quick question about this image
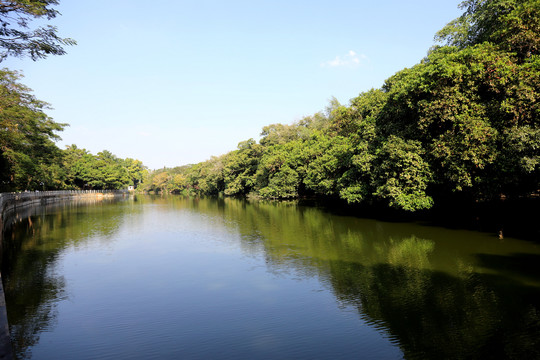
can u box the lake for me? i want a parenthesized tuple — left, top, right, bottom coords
(2, 195, 540, 359)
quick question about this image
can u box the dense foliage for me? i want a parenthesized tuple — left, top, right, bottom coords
(61, 145, 146, 190)
(144, 0, 540, 211)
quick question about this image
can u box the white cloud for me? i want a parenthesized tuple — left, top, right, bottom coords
(138, 131, 152, 137)
(322, 50, 368, 68)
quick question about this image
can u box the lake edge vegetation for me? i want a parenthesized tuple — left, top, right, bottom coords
(142, 0, 540, 213)
(1, 0, 538, 217)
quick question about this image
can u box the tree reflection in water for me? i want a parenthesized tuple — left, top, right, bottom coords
(212, 197, 540, 359)
(2, 196, 540, 359)
(2, 198, 131, 359)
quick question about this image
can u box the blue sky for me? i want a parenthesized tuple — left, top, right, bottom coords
(4, 0, 463, 169)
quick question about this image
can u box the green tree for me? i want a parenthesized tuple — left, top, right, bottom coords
(62, 144, 91, 189)
(303, 132, 352, 197)
(255, 139, 309, 199)
(124, 158, 146, 188)
(0, 69, 66, 191)
(371, 136, 433, 211)
(91, 150, 130, 189)
(0, 0, 76, 61)
(259, 124, 296, 147)
(197, 156, 226, 195)
(222, 139, 262, 196)
(167, 173, 187, 193)
(327, 91, 381, 204)
(62, 146, 140, 190)
(435, 0, 540, 59)
(151, 172, 169, 193)
(380, 42, 539, 199)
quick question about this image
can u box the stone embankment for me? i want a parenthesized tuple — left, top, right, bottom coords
(0, 190, 127, 229)
(0, 190, 129, 359)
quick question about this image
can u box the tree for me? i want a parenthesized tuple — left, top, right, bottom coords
(124, 158, 146, 188)
(0, 69, 66, 191)
(371, 136, 433, 211)
(62, 146, 142, 190)
(304, 132, 352, 197)
(167, 173, 187, 193)
(0, 0, 76, 61)
(222, 139, 262, 196)
(91, 150, 128, 189)
(379, 42, 539, 200)
(62, 144, 91, 189)
(435, 0, 540, 59)
(259, 123, 303, 147)
(151, 172, 169, 193)
(254, 139, 308, 199)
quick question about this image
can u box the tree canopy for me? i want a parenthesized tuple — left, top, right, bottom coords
(0, 0, 75, 61)
(435, 0, 540, 58)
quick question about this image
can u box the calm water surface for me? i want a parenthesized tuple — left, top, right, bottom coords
(2, 195, 540, 359)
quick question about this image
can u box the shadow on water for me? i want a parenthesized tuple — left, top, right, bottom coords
(296, 196, 540, 243)
(424, 197, 540, 243)
(474, 253, 540, 285)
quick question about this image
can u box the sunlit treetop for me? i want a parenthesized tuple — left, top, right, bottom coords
(435, 0, 540, 58)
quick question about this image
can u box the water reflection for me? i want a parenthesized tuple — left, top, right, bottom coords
(2, 195, 540, 359)
(2, 198, 134, 359)
(181, 197, 540, 358)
